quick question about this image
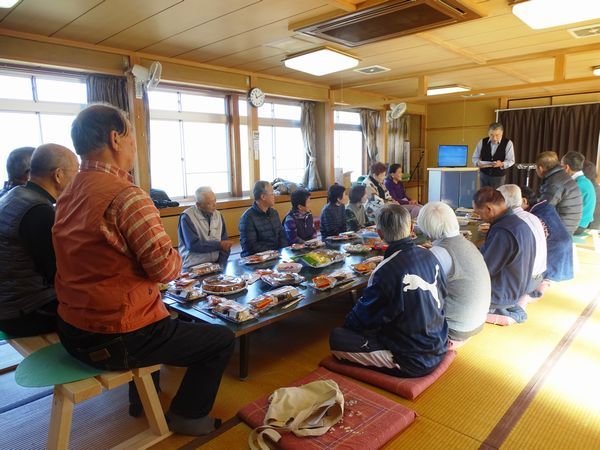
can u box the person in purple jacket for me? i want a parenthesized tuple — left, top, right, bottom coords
(283, 189, 317, 244)
(384, 163, 422, 220)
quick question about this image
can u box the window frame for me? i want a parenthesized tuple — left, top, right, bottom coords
(333, 108, 365, 181)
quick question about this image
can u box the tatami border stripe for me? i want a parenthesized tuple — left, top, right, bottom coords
(177, 415, 242, 450)
(480, 290, 600, 449)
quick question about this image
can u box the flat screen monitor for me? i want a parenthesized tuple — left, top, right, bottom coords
(438, 145, 468, 167)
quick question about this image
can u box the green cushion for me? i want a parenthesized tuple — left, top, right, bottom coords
(0, 330, 14, 340)
(15, 343, 104, 387)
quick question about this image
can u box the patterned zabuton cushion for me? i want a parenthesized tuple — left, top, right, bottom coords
(320, 350, 457, 400)
(238, 367, 416, 450)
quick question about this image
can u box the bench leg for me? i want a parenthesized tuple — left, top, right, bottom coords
(47, 387, 74, 450)
(132, 370, 170, 436)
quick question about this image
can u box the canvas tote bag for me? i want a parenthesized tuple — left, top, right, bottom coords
(249, 379, 344, 449)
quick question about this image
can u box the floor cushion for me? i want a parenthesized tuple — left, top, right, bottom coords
(238, 366, 416, 450)
(319, 350, 457, 400)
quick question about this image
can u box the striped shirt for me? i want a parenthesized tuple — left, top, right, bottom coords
(80, 160, 181, 282)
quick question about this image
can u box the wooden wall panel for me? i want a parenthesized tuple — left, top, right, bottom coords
(427, 98, 499, 129)
(255, 77, 329, 101)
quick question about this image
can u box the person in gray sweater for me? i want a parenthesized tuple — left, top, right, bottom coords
(417, 202, 491, 346)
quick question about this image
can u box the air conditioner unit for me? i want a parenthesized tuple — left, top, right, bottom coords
(295, 0, 481, 47)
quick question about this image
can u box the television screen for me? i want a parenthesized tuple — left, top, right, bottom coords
(438, 145, 468, 167)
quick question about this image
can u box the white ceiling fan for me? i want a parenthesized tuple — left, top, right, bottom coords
(386, 102, 407, 122)
(130, 61, 162, 98)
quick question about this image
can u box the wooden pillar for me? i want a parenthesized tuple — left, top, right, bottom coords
(127, 55, 151, 192)
(227, 95, 242, 197)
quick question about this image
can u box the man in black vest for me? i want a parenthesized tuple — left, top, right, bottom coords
(0, 144, 79, 336)
(472, 122, 515, 188)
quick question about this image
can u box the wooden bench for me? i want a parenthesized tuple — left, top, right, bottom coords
(6, 332, 171, 450)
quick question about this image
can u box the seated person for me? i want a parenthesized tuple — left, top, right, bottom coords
(0, 146, 34, 198)
(363, 162, 396, 220)
(0, 144, 79, 336)
(536, 151, 582, 234)
(417, 202, 490, 345)
(561, 151, 596, 235)
(473, 187, 535, 325)
(320, 184, 348, 238)
(283, 189, 317, 244)
(239, 180, 288, 257)
(385, 163, 422, 219)
(521, 186, 573, 283)
(53, 104, 234, 434)
(330, 204, 448, 377)
(582, 161, 600, 229)
(345, 184, 373, 232)
(178, 186, 233, 269)
(498, 184, 547, 300)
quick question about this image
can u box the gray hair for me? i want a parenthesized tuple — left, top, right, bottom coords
(6, 146, 34, 180)
(497, 184, 522, 209)
(376, 204, 411, 243)
(253, 180, 271, 201)
(30, 144, 77, 177)
(488, 122, 504, 133)
(194, 186, 213, 203)
(417, 201, 459, 241)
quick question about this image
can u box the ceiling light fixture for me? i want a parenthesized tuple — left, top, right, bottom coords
(513, 0, 600, 30)
(284, 47, 359, 76)
(427, 85, 471, 96)
(593, 66, 600, 76)
(0, 0, 19, 8)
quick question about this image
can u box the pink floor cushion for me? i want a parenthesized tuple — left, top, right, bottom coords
(319, 350, 457, 400)
(238, 366, 416, 450)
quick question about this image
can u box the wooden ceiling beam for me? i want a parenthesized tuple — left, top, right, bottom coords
(328, 0, 362, 12)
(554, 54, 566, 81)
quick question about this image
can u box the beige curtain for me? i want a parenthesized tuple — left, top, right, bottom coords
(388, 115, 410, 165)
(301, 101, 323, 190)
(360, 109, 380, 165)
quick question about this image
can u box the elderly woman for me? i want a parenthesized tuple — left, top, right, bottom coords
(320, 184, 348, 238)
(345, 184, 374, 232)
(417, 202, 491, 345)
(363, 162, 395, 220)
(385, 163, 422, 219)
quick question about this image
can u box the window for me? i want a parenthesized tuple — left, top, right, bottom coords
(247, 100, 305, 183)
(0, 72, 86, 180)
(148, 89, 231, 198)
(334, 110, 363, 181)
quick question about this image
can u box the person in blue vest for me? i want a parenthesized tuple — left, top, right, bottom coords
(472, 122, 515, 188)
(0, 146, 34, 198)
(329, 203, 448, 377)
(178, 186, 233, 270)
(473, 187, 535, 326)
(561, 151, 596, 235)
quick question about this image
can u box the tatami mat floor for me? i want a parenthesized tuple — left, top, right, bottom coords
(0, 247, 598, 449)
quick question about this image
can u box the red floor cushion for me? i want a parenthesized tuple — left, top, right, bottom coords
(319, 350, 457, 400)
(238, 366, 416, 450)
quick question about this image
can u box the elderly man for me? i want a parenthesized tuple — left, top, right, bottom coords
(472, 122, 515, 188)
(536, 151, 582, 234)
(0, 144, 78, 336)
(561, 151, 596, 235)
(473, 187, 535, 326)
(417, 202, 490, 347)
(239, 180, 288, 257)
(0, 146, 35, 198)
(53, 104, 234, 435)
(178, 186, 233, 269)
(330, 204, 447, 377)
(498, 184, 547, 301)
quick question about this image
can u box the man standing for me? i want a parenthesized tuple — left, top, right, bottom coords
(536, 151, 582, 234)
(0, 144, 79, 336)
(239, 180, 288, 257)
(0, 146, 35, 198)
(561, 151, 596, 235)
(178, 186, 233, 269)
(329, 204, 448, 377)
(473, 187, 535, 326)
(472, 122, 515, 188)
(53, 104, 234, 435)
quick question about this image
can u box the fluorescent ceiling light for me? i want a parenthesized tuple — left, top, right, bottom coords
(593, 66, 600, 76)
(427, 85, 471, 96)
(0, 0, 19, 7)
(284, 47, 359, 76)
(513, 0, 600, 30)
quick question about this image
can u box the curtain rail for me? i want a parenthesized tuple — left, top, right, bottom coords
(496, 100, 600, 113)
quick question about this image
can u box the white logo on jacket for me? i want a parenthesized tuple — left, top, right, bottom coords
(402, 265, 441, 308)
